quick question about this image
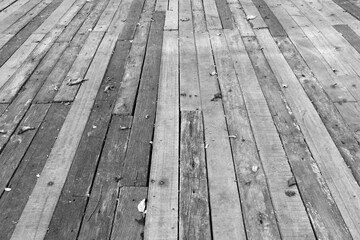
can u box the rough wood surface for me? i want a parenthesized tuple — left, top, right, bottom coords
(179, 111, 211, 240)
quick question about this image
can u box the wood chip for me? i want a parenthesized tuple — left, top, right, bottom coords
(180, 18, 190, 21)
(67, 78, 88, 86)
(0, 129, 7, 134)
(287, 176, 296, 187)
(138, 198, 147, 214)
(104, 85, 115, 93)
(228, 135, 237, 139)
(18, 126, 36, 135)
(4, 187, 11, 191)
(120, 126, 130, 130)
(251, 165, 259, 173)
(209, 70, 217, 76)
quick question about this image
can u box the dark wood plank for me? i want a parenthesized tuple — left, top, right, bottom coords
(251, 0, 287, 36)
(44, 100, 114, 240)
(179, 111, 211, 240)
(0, 103, 50, 195)
(118, 0, 146, 40)
(0, 103, 69, 240)
(77, 115, 132, 240)
(333, 24, 360, 53)
(333, 0, 360, 20)
(95, 40, 131, 102)
(55, 0, 98, 43)
(0, 0, 63, 67)
(34, 46, 81, 103)
(214, 0, 234, 29)
(120, 11, 165, 186)
(274, 36, 360, 190)
(244, 35, 352, 239)
(110, 187, 148, 240)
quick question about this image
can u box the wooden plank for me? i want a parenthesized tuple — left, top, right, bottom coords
(0, 33, 13, 49)
(219, 30, 281, 239)
(155, 0, 167, 11)
(77, 116, 132, 240)
(197, 31, 246, 239)
(10, 5, 126, 237)
(179, 111, 211, 240)
(336, 102, 360, 137)
(334, 24, 360, 53)
(95, 41, 131, 102)
(0, 0, 30, 22)
(227, 0, 254, 36)
(55, 0, 98, 43)
(111, 187, 148, 240)
(0, 0, 63, 68)
(33, 0, 82, 34)
(333, 0, 360, 21)
(179, 0, 200, 110)
(164, 0, 178, 31)
(0, 0, 17, 11)
(44, 101, 114, 239)
(113, 0, 156, 114)
(239, 0, 267, 29)
(191, 0, 207, 33)
(0, 103, 69, 240)
(203, 0, 222, 29)
(34, 46, 81, 103)
(0, 34, 44, 90)
(267, 3, 356, 102)
(0, 27, 67, 103)
(120, 12, 165, 186)
(118, 0, 146, 40)
(143, 30, 179, 240)
(252, 0, 286, 36)
(0, 103, 50, 194)
(214, 29, 308, 239)
(0, 0, 43, 33)
(214, 0, 234, 29)
(53, 32, 104, 102)
(68, 0, 110, 47)
(245, 35, 353, 239)
(256, 28, 360, 238)
(3, 0, 53, 34)
(92, 0, 122, 32)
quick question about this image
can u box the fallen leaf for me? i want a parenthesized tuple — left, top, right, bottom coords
(228, 135, 237, 139)
(209, 70, 217, 76)
(251, 165, 259, 173)
(4, 187, 11, 191)
(211, 93, 222, 101)
(18, 126, 36, 135)
(138, 198, 147, 214)
(282, 84, 288, 88)
(104, 85, 115, 93)
(285, 190, 296, 197)
(0, 129, 7, 134)
(246, 15, 257, 20)
(180, 18, 190, 21)
(120, 126, 130, 130)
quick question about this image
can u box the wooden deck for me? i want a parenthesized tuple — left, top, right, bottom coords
(2, 0, 360, 239)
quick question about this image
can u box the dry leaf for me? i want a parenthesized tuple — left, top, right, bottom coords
(67, 78, 88, 86)
(246, 15, 257, 20)
(138, 198, 147, 214)
(18, 126, 36, 135)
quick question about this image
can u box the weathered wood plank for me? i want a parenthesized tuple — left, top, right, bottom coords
(0, 103, 50, 195)
(0, 0, 17, 12)
(239, 0, 267, 29)
(179, 111, 211, 240)
(245, 35, 352, 240)
(227, 0, 254, 36)
(0, 103, 69, 240)
(164, 0, 178, 30)
(44, 101, 114, 239)
(0, 0, 29, 21)
(113, 0, 156, 114)
(256, 28, 360, 238)
(203, 0, 222, 29)
(3, 0, 53, 34)
(34, 46, 81, 103)
(0, 0, 63, 67)
(333, 0, 360, 21)
(118, 0, 146, 40)
(222, 30, 282, 239)
(110, 187, 148, 240)
(252, 0, 286, 36)
(10, 5, 125, 237)
(77, 115, 132, 240)
(0, 33, 12, 49)
(334, 24, 360, 54)
(335, 101, 360, 138)
(144, 30, 179, 240)
(120, 11, 165, 186)
(214, 0, 234, 29)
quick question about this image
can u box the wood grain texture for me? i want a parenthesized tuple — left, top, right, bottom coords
(111, 187, 148, 240)
(77, 115, 132, 240)
(179, 111, 211, 240)
(245, 35, 352, 240)
(144, 30, 179, 240)
(0, 103, 69, 240)
(120, 11, 165, 186)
